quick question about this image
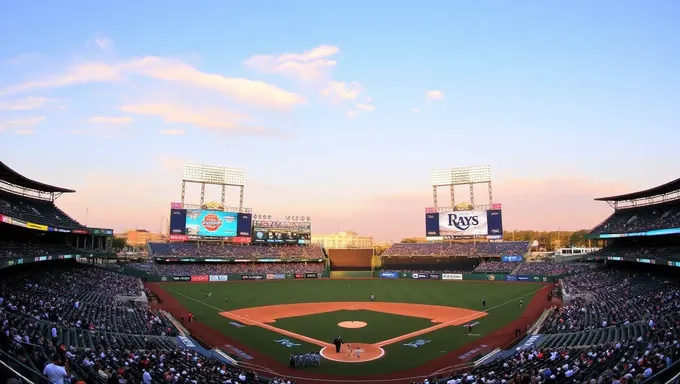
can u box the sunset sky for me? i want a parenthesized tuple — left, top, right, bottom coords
(1, 1, 679, 241)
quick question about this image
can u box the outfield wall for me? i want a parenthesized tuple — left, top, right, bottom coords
(373, 270, 560, 283)
(113, 266, 330, 282)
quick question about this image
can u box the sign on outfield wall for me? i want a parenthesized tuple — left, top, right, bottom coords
(442, 273, 463, 281)
(411, 273, 429, 279)
(191, 275, 209, 282)
(172, 276, 191, 281)
(380, 271, 399, 279)
(266, 273, 286, 280)
(241, 274, 264, 280)
(209, 275, 229, 282)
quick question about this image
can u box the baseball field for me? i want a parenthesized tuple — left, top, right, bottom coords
(150, 278, 552, 380)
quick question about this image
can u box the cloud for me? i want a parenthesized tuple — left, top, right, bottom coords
(15, 129, 35, 135)
(159, 129, 186, 135)
(322, 81, 362, 100)
(0, 97, 50, 111)
(244, 45, 339, 81)
(426, 90, 444, 101)
(94, 36, 113, 50)
(0, 56, 305, 110)
(0, 116, 45, 132)
(346, 97, 375, 118)
(411, 108, 421, 113)
(0, 62, 122, 96)
(86, 116, 134, 124)
(120, 103, 286, 137)
(356, 103, 375, 112)
(127, 57, 305, 109)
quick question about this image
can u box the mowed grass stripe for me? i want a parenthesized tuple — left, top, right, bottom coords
(159, 279, 542, 376)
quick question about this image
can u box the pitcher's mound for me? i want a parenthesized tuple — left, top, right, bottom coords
(338, 321, 367, 329)
(320, 343, 384, 363)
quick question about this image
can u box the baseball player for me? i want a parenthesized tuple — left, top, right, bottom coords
(347, 343, 352, 357)
(355, 347, 361, 359)
(519, 299, 524, 308)
(206, 292, 212, 300)
(370, 294, 375, 302)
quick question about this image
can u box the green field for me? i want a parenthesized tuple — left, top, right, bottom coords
(159, 279, 542, 376)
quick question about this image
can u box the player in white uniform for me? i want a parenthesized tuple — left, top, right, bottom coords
(206, 292, 212, 299)
(370, 294, 375, 302)
(355, 347, 361, 358)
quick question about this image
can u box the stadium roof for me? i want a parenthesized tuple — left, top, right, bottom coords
(595, 178, 680, 202)
(0, 161, 75, 193)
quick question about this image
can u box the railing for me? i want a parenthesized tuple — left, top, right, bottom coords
(0, 349, 47, 384)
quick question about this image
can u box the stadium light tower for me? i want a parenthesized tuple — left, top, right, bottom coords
(181, 164, 246, 211)
(431, 165, 492, 210)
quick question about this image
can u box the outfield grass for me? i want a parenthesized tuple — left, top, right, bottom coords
(159, 279, 542, 376)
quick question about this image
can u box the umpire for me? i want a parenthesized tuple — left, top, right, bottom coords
(333, 336, 343, 353)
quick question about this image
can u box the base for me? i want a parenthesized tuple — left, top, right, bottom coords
(320, 343, 385, 363)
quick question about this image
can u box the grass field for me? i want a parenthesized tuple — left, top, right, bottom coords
(159, 279, 543, 376)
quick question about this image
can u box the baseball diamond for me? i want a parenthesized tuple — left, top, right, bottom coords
(151, 278, 552, 379)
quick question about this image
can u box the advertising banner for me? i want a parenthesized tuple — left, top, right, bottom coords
(429, 274, 441, 280)
(517, 276, 530, 281)
(380, 271, 399, 279)
(439, 210, 489, 237)
(266, 273, 286, 280)
(442, 273, 463, 281)
(72, 229, 89, 234)
(505, 275, 517, 281)
(501, 255, 523, 262)
(411, 273, 429, 279)
(294, 273, 305, 279)
(170, 209, 188, 234)
(26, 222, 48, 231)
(190, 275, 209, 282)
(305, 273, 318, 278)
(172, 276, 191, 281)
(241, 274, 264, 280)
(186, 210, 239, 237)
(209, 275, 229, 282)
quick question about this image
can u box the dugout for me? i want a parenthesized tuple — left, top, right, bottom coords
(328, 249, 373, 271)
(381, 256, 481, 271)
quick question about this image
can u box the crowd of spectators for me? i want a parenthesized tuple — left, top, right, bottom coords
(0, 190, 84, 229)
(0, 242, 76, 260)
(540, 269, 680, 334)
(149, 243, 325, 260)
(473, 261, 518, 273)
(510, 262, 590, 276)
(593, 243, 680, 262)
(126, 262, 325, 276)
(590, 201, 680, 235)
(0, 264, 272, 384)
(382, 242, 529, 258)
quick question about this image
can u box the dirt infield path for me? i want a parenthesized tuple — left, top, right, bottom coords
(219, 301, 486, 348)
(148, 282, 553, 383)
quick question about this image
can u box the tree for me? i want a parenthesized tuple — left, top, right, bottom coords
(112, 237, 129, 250)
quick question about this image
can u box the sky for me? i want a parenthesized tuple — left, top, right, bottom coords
(1, 1, 679, 242)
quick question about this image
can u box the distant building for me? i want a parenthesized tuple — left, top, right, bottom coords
(117, 229, 164, 247)
(312, 231, 373, 249)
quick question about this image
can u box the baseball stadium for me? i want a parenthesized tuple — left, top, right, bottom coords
(1, 161, 680, 384)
